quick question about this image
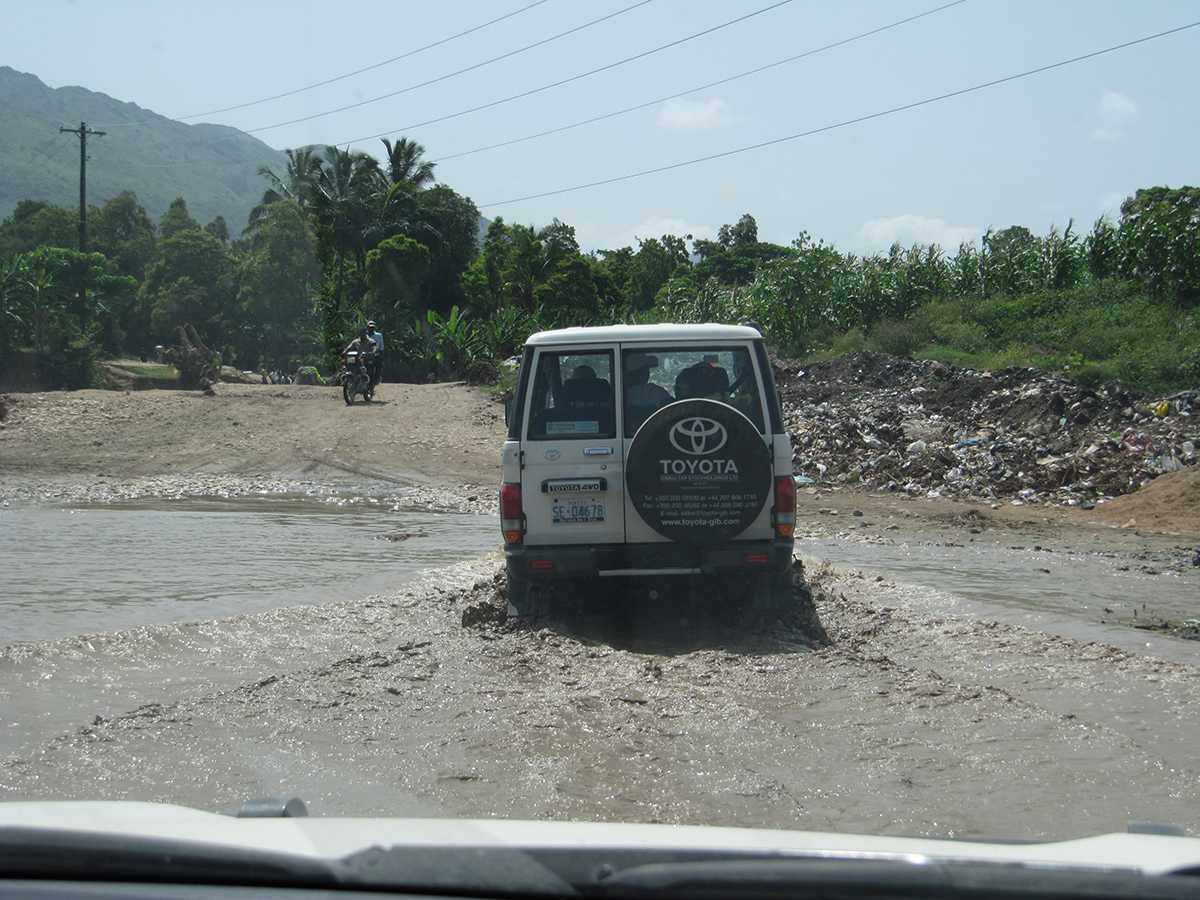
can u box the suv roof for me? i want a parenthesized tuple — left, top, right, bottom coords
(525, 323, 762, 346)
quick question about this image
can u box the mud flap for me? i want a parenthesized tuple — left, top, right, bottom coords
(507, 575, 601, 627)
(505, 568, 566, 624)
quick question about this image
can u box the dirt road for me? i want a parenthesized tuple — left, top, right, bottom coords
(2, 382, 1198, 839)
(0, 381, 503, 488)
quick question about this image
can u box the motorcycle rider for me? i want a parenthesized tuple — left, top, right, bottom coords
(365, 320, 384, 386)
(342, 330, 376, 370)
(342, 329, 373, 355)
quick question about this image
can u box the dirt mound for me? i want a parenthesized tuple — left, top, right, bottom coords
(776, 351, 1198, 506)
(1091, 467, 1200, 535)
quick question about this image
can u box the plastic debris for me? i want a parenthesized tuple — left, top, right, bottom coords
(776, 352, 1198, 506)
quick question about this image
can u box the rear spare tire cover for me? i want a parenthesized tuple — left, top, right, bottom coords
(626, 399, 772, 545)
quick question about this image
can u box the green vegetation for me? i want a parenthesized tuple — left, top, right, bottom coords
(109, 362, 179, 381)
(2, 74, 1197, 397)
(813, 285, 1199, 394)
(650, 190, 1200, 394)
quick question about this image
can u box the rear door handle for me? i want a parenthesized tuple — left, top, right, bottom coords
(583, 447, 613, 456)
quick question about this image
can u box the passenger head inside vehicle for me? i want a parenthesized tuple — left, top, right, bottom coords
(625, 354, 654, 387)
(563, 363, 608, 409)
(675, 354, 729, 399)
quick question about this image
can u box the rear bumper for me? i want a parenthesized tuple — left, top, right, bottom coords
(505, 539, 794, 579)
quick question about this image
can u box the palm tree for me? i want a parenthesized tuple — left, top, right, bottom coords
(380, 137, 436, 189)
(249, 147, 324, 230)
(362, 179, 441, 251)
(309, 146, 384, 307)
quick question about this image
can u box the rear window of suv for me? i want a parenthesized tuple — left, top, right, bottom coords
(622, 346, 765, 437)
(526, 349, 616, 440)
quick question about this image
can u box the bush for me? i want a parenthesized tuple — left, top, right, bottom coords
(828, 327, 868, 355)
(1070, 362, 1110, 389)
(37, 335, 97, 390)
(868, 317, 930, 357)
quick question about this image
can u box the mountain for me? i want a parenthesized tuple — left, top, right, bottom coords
(0, 66, 287, 233)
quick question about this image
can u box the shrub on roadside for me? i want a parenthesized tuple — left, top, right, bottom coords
(37, 334, 97, 390)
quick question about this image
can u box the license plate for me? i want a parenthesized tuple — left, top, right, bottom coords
(552, 501, 606, 524)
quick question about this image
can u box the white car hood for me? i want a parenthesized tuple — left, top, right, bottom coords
(1, 802, 1198, 877)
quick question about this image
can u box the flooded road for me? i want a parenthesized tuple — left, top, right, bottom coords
(1, 495, 497, 642)
(1, 484, 1198, 840)
(799, 535, 1199, 662)
(0, 493, 496, 760)
(3, 558, 1198, 840)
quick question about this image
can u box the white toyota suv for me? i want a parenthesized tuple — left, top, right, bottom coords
(500, 323, 796, 620)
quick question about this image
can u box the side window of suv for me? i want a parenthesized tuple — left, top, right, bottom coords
(527, 350, 616, 440)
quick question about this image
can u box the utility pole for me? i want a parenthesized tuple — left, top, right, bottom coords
(59, 121, 105, 252)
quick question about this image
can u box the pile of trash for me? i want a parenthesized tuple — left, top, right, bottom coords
(775, 352, 1199, 506)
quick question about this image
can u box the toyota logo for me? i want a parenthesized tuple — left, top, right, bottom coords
(669, 417, 728, 456)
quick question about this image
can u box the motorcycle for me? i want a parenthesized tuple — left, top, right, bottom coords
(339, 350, 373, 405)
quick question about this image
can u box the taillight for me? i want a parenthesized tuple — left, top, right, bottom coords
(773, 475, 795, 539)
(500, 482, 523, 545)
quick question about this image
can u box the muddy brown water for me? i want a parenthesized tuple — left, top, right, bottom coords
(0, 495, 496, 759)
(800, 536, 1200, 662)
(0, 495, 497, 642)
(2, 493, 1198, 840)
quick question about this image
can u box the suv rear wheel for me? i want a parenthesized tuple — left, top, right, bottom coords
(715, 566, 803, 627)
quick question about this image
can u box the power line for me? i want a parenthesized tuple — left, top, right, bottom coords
(477, 20, 1200, 208)
(101, 0, 797, 170)
(92, 0, 555, 126)
(433, 0, 968, 164)
(245, 0, 657, 135)
(338, 0, 796, 148)
(186, 0, 554, 119)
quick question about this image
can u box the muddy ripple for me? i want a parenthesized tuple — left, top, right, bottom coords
(3, 558, 1198, 840)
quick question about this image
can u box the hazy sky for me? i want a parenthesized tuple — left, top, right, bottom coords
(3, 0, 1197, 251)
